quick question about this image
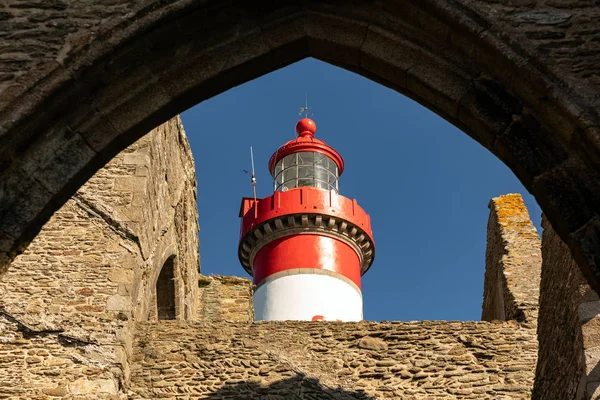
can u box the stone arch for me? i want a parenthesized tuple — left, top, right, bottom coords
(155, 255, 178, 321)
(0, 2, 598, 292)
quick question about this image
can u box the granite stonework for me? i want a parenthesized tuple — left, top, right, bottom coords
(533, 216, 587, 400)
(482, 194, 542, 323)
(197, 275, 253, 323)
(130, 320, 538, 400)
(0, 116, 199, 399)
(533, 216, 600, 400)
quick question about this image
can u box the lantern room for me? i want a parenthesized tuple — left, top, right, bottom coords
(268, 118, 345, 193)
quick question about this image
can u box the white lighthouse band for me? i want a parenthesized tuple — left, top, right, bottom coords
(253, 268, 363, 322)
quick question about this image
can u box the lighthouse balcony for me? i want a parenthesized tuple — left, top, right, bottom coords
(238, 186, 375, 277)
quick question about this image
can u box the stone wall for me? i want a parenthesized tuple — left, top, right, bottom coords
(533, 217, 600, 400)
(482, 194, 542, 324)
(1, 1, 600, 301)
(0, 116, 199, 399)
(1, 0, 598, 111)
(197, 275, 253, 322)
(130, 320, 538, 399)
(0, 314, 122, 398)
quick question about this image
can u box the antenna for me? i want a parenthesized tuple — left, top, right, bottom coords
(250, 146, 257, 202)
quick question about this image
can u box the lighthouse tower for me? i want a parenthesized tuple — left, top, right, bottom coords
(238, 118, 375, 321)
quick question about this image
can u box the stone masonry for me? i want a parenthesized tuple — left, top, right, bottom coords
(533, 216, 600, 400)
(0, 116, 199, 399)
(126, 196, 543, 399)
(130, 320, 538, 399)
(3, 112, 600, 398)
(482, 194, 542, 323)
(0, 2, 599, 300)
(197, 275, 253, 323)
(130, 320, 538, 400)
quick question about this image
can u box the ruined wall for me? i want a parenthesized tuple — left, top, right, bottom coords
(0, 116, 199, 399)
(481, 193, 600, 399)
(533, 217, 600, 400)
(197, 275, 253, 322)
(1, 0, 600, 303)
(482, 194, 542, 324)
(130, 320, 537, 399)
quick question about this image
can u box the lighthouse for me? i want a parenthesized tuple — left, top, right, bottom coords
(238, 118, 375, 321)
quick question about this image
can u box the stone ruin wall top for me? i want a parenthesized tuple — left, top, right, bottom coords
(130, 320, 538, 399)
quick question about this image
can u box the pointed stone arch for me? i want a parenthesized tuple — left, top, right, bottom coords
(0, 1, 598, 293)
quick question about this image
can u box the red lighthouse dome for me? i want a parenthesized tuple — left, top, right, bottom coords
(238, 118, 375, 322)
(296, 118, 317, 137)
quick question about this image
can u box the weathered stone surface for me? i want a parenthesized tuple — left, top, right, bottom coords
(0, 116, 199, 399)
(0, 0, 598, 300)
(197, 275, 253, 322)
(533, 216, 600, 400)
(533, 216, 587, 400)
(0, 1, 599, 389)
(129, 320, 538, 399)
(357, 336, 388, 351)
(482, 194, 542, 323)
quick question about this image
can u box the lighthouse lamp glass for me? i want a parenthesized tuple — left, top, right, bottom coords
(273, 152, 339, 193)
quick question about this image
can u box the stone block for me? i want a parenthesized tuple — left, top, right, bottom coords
(114, 176, 147, 193)
(122, 153, 150, 166)
(580, 301, 600, 324)
(75, 287, 94, 296)
(108, 268, 134, 284)
(360, 26, 414, 90)
(72, 102, 119, 153)
(585, 347, 600, 381)
(587, 382, 600, 399)
(406, 50, 474, 120)
(583, 317, 600, 349)
(69, 378, 117, 395)
(570, 217, 600, 295)
(305, 12, 367, 67)
(114, 206, 144, 222)
(458, 78, 521, 151)
(494, 113, 567, 187)
(381, 0, 453, 41)
(513, 10, 572, 25)
(532, 158, 600, 235)
(32, 133, 96, 195)
(260, 13, 307, 68)
(118, 283, 131, 296)
(358, 336, 388, 351)
(106, 295, 132, 312)
(148, 27, 270, 104)
(0, 168, 52, 239)
(42, 384, 68, 397)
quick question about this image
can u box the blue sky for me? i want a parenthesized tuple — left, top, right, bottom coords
(181, 58, 541, 322)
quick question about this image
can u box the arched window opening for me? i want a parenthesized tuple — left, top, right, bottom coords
(156, 256, 176, 320)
